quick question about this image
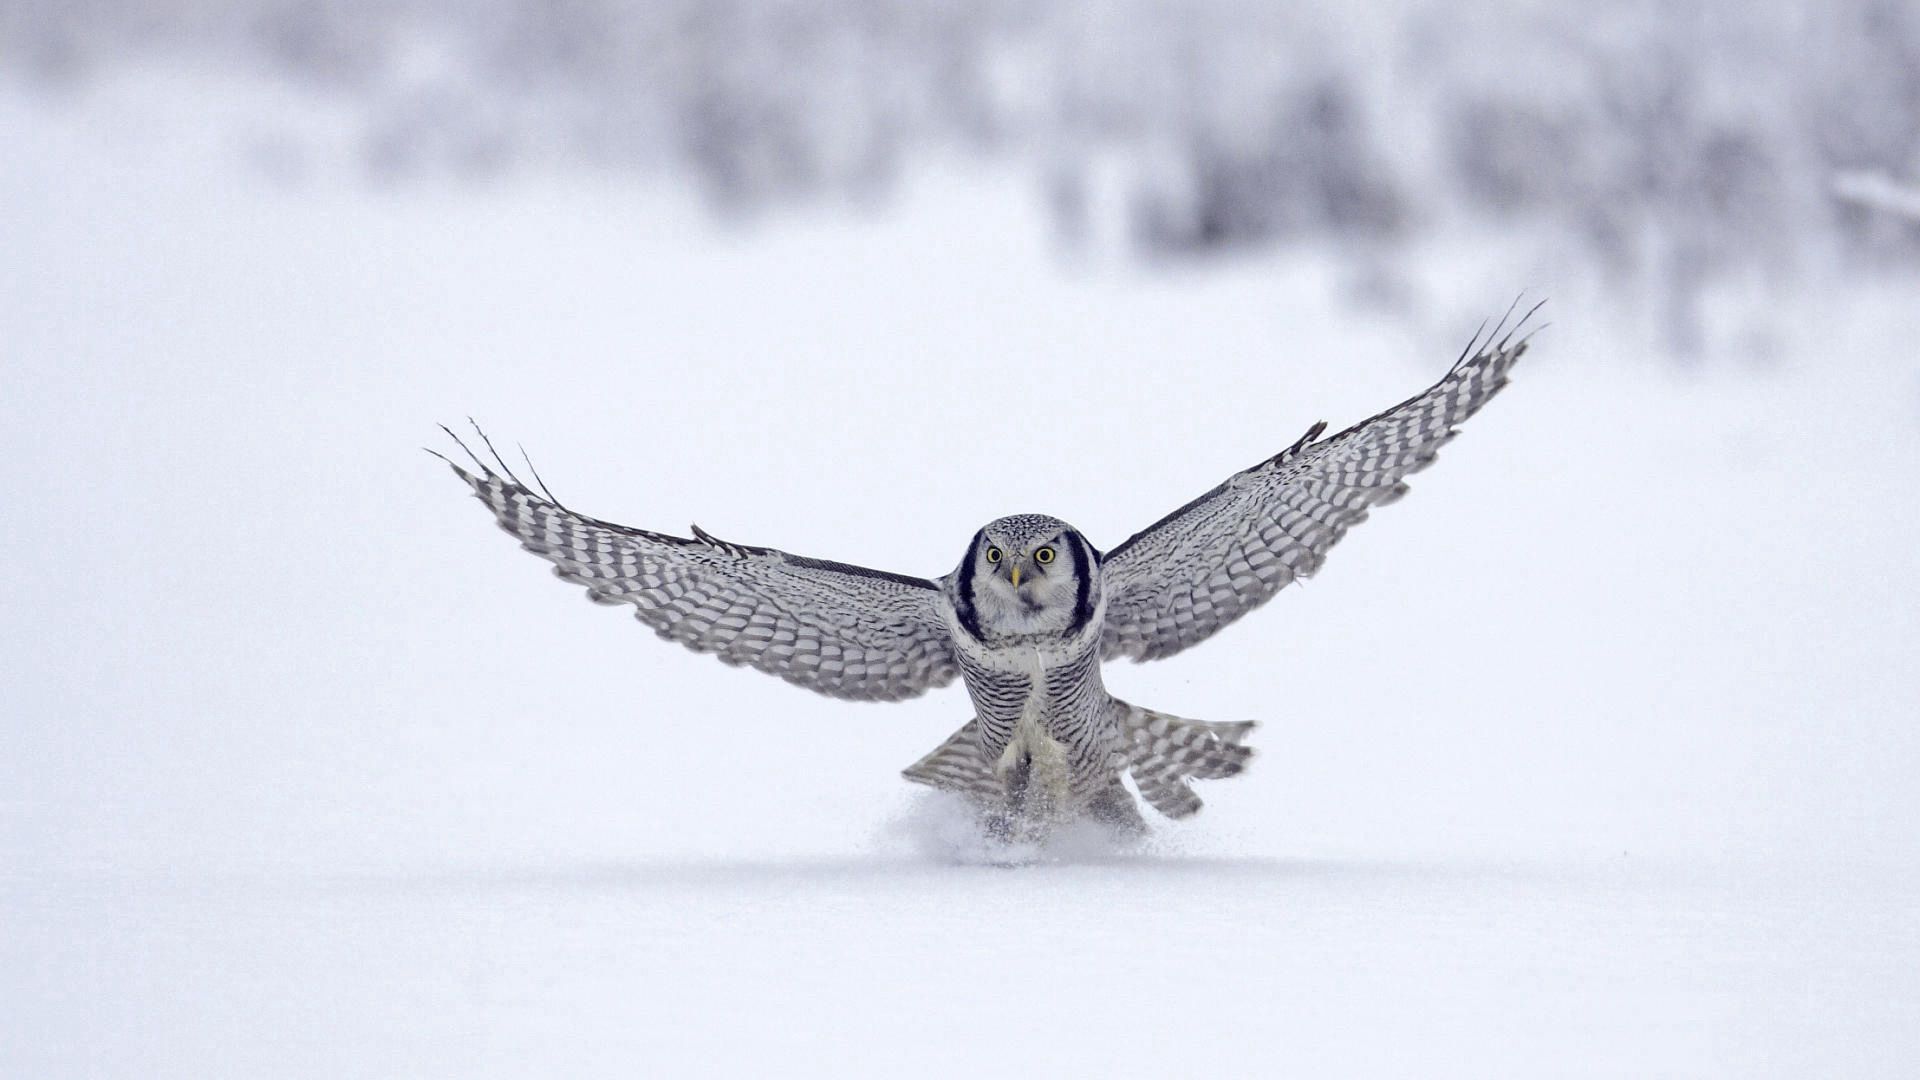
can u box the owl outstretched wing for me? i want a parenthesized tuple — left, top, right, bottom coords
(1100, 308, 1537, 662)
(435, 430, 959, 702)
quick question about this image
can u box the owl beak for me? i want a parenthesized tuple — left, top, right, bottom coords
(1009, 563, 1023, 589)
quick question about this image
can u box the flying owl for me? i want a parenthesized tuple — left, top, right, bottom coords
(435, 309, 1537, 839)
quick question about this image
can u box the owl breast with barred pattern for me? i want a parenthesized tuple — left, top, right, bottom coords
(939, 514, 1130, 827)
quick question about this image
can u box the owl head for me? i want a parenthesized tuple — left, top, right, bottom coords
(954, 513, 1098, 638)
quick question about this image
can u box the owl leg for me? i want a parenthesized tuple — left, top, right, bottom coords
(978, 804, 1055, 847)
(902, 720, 1050, 842)
(988, 751, 1060, 843)
(1084, 780, 1148, 836)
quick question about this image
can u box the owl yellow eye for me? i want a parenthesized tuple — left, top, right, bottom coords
(985, 546, 1002, 563)
(1034, 546, 1056, 564)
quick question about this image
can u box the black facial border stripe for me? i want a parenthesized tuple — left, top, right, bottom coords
(954, 528, 987, 641)
(1065, 530, 1095, 637)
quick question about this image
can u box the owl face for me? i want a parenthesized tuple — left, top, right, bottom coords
(956, 514, 1097, 638)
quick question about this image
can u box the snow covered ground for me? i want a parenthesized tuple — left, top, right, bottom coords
(3, 79, 1919, 1076)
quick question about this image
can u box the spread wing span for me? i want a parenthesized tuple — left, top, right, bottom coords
(1100, 307, 1537, 662)
(436, 430, 960, 702)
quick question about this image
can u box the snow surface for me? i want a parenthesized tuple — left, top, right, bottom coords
(3, 79, 1919, 1077)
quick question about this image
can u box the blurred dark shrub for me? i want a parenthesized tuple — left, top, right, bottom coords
(3, 0, 1917, 353)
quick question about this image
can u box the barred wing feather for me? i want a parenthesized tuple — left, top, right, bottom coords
(438, 435, 960, 702)
(1101, 315, 1534, 662)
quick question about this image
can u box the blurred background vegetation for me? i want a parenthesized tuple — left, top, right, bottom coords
(5, 0, 1918, 358)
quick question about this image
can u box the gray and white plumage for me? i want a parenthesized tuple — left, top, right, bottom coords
(436, 308, 1536, 836)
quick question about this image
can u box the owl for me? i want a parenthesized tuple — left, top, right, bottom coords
(435, 307, 1537, 839)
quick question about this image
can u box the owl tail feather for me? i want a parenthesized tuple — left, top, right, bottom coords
(901, 707, 1255, 822)
(901, 720, 1003, 801)
(1116, 701, 1256, 820)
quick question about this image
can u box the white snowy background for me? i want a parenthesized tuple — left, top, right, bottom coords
(3, 4, 1919, 1076)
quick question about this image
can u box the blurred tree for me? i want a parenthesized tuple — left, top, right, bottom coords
(2, 0, 1914, 361)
